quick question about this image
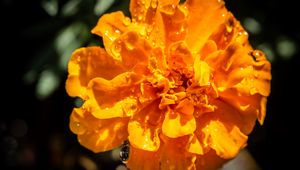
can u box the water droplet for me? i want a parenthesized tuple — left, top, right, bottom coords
(111, 41, 122, 60)
(120, 140, 130, 163)
(76, 56, 81, 62)
(115, 29, 121, 34)
(151, 0, 158, 8)
(138, 15, 143, 21)
(226, 18, 234, 33)
(236, 30, 248, 44)
(71, 121, 86, 134)
(250, 50, 265, 62)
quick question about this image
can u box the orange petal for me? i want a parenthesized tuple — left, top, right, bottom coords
(112, 31, 151, 69)
(69, 108, 128, 153)
(128, 100, 163, 151)
(195, 150, 226, 170)
(168, 41, 194, 69)
(139, 82, 159, 104)
(193, 56, 211, 86)
(91, 11, 130, 57)
(126, 146, 160, 170)
(176, 98, 194, 115)
(87, 72, 143, 119)
(128, 121, 160, 151)
(65, 47, 124, 98)
(210, 43, 271, 97)
(202, 120, 248, 159)
(159, 136, 197, 170)
(162, 109, 196, 138)
(160, 4, 188, 43)
(208, 13, 249, 50)
(185, 0, 227, 52)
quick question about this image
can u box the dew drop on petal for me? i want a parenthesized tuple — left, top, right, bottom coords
(70, 121, 86, 135)
(151, 0, 158, 8)
(111, 41, 122, 60)
(226, 18, 234, 33)
(120, 140, 130, 163)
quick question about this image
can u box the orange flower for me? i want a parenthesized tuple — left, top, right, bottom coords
(66, 0, 271, 169)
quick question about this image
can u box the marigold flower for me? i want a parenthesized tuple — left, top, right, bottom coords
(66, 0, 271, 169)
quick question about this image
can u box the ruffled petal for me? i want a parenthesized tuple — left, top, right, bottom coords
(65, 47, 124, 98)
(193, 56, 211, 86)
(126, 146, 160, 170)
(110, 31, 151, 69)
(162, 109, 196, 138)
(219, 89, 266, 128)
(207, 43, 271, 96)
(69, 108, 128, 153)
(185, 0, 227, 52)
(202, 120, 248, 159)
(159, 136, 196, 170)
(91, 11, 130, 57)
(87, 72, 143, 119)
(208, 13, 250, 50)
(128, 100, 163, 151)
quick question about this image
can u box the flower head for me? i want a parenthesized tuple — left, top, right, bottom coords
(66, 0, 271, 169)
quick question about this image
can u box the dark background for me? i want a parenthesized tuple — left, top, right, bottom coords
(1, 0, 299, 169)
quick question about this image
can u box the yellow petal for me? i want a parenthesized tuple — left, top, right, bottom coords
(185, 0, 227, 52)
(128, 121, 160, 151)
(65, 47, 124, 98)
(128, 100, 163, 151)
(193, 56, 211, 86)
(162, 109, 196, 138)
(69, 108, 128, 153)
(202, 120, 248, 159)
(187, 134, 204, 155)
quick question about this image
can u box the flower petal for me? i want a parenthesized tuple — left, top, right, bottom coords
(92, 11, 130, 57)
(185, 0, 227, 52)
(111, 31, 151, 69)
(202, 120, 248, 159)
(193, 56, 211, 86)
(86, 72, 143, 119)
(69, 108, 128, 153)
(162, 109, 196, 138)
(126, 146, 160, 170)
(195, 150, 226, 170)
(66, 46, 124, 98)
(187, 134, 204, 155)
(128, 100, 163, 151)
(159, 136, 197, 170)
(208, 43, 271, 97)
